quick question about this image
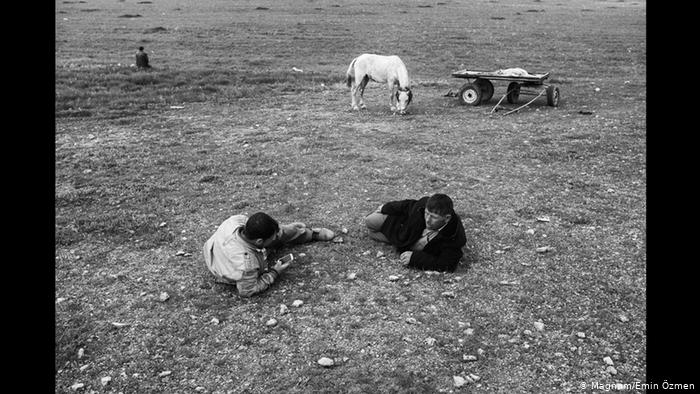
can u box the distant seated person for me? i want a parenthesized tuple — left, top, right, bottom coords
(135, 46, 151, 69)
(203, 212, 335, 297)
(364, 193, 466, 272)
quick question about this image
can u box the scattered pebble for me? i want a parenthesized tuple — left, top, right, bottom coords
(159, 222, 167, 227)
(158, 370, 172, 377)
(376, 251, 385, 258)
(477, 348, 485, 356)
(464, 328, 475, 335)
(536, 246, 553, 253)
(77, 348, 84, 359)
(211, 317, 220, 325)
(618, 314, 630, 322)
(523, 329, 533, 336)
(441, 291, 456, 298)
(606, 366, 618, 375)
(603, 356, 614, 366)
(266, 318, 278, 327)
(318, 357, 334, 367)
(292, 300, 304, 308)
(405, 317, 418, 324)
(70, 383, 84, 390)
(534, 321, 545, 331)
(279, 304, 289, 315)
(388, 275, 400, 281)
(100, 376, 111, 386)
(536, 216, 550, 222)
(341, 228, 348, 234)
(576, 332, 586, 338)
(56, 297, 67, 304)
(346, 272, 357, 280)
(469, 373, 481, 382)
(526, 228, 535, 235)
(425, 337, 437, 346)
(332, 237, 344, 243)
(453, 376, 468, 387)
(159, 292, 170, 302)
(463, 355, 477, 362)
(79, 364, 89, 372)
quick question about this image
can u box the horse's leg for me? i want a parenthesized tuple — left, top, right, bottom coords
(350, 83, 359, 111)
(389, 82, 397, 112)
(359, 76, 368, 110)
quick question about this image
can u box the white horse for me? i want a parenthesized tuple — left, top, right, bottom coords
(346, 54, 413, 114)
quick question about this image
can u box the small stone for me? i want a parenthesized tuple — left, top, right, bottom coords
(388, 275, 400, 281)
(70, 383, 85, 390)
(463, 355, 477, 362)
(618, 314, 629, 322)
(425, 337, 437, 346)
(77, 348, 84, 359)
(526, 228, 535, 235)
(159, 222, 167, 227)
(266, 318, 278, 327)
(318, 357, 334, 367)
(465, 328, 475, 335)
(195, 387, 205, 392)
(159, 292, 170, 302)
(469, 373, 481, 382)
(79, 364, 89, 372)
(346, 272, 357, 280)
(211, 317, 220, 325)
(453, 376, 468, 387)
(554, 352, 564, 357)
(576, 332, 586, 338)
(534, 321, 545, 331)
(292, 300, 304, 307)
(279, 304, 289, 315)
(175, 250, 186, 256)
(477, 348, 485, 356)
(100, 376, 111, 386)
(523, 329, 533, 336)
(376, 251, 385, 258)
(158, 370, 172, 377)
(603, 356, 614, 366)
(441, 291, 456, 298)
(536, 246, 552, 253)
(606, 366, 618, 375)
(536, 216, 550, 222)
(332, 237, 344, 243)
(341, 228, 348, 234)
(405, 317, 418, 325)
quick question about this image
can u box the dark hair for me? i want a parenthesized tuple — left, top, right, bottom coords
(139, 46, 144, 51)
(426, 193, 454, 216)
(243, 212, 279, 240)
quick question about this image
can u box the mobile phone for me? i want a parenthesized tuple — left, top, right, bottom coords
(277, 254, 294, 265)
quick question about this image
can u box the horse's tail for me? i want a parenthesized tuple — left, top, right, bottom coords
(346, 57, 357, 87)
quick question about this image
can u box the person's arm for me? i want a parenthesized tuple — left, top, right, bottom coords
(407, 246, 463, 272)
(236, 268, 279, 297)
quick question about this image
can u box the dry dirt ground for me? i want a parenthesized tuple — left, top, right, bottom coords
(55, 0, 647, 392)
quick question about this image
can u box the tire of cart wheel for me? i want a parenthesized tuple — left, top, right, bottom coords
(474, 78, 494, 103)
(459, 83, 482, 106)
(506, 82, 520, 104)
(546, 85, 560, 107)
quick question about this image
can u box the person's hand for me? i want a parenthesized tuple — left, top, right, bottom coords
(289, 222, 306, 229)
(272, 259, 291, 274)
(399, 251, 412, 266)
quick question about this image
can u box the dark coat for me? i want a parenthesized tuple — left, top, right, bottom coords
(380, 196, 467, 272)
(135, 50, 150, 68)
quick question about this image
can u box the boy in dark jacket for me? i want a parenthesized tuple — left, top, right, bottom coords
(364, 193, 466, 272)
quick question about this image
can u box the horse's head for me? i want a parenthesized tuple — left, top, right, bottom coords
(395, 87, 413, 115)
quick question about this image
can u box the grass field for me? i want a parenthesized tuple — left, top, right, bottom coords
(55, 0, 646, 392)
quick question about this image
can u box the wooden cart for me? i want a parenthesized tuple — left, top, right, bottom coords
(451, 69, 560, 112)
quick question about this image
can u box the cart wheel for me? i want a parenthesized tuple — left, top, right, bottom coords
(474, 78, 494, 103)
(459, 83, 482, 106)
(546, 85, 560, 107)
(506, 82, 520, 104)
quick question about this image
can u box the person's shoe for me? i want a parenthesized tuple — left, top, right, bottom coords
(311, 228, 335, 241)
